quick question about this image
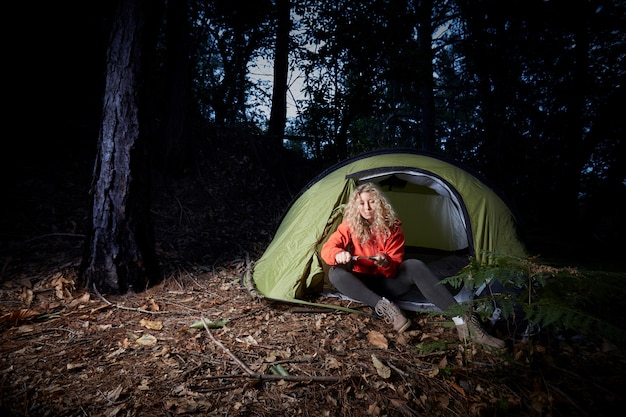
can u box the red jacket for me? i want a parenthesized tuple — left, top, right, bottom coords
(321, 220, 405, 278)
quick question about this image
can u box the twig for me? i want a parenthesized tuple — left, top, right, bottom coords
(201, 317, 256, 376)
(291, 307, 338, 313)
(387, 361, 408, 377)
(200, 316, 341, 383)
(5, 326, 82, 342)
(547, 383, 589, 417)
(92, 284, 166, 315)
(548, 364, 615, 396)
(184, 270, 209, 290)
(24, 233, 86, 243)
(160, 298, 203, 313)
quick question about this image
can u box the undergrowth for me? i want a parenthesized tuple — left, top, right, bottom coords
(440, 254, 626, 347)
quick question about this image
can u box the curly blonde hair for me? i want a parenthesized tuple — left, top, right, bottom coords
(344, 182, 399, 244)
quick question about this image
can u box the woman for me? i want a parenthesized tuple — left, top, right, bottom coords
(321, 182, 505, 349)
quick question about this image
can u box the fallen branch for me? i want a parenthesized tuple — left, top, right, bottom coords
(200, 316, 341, 383)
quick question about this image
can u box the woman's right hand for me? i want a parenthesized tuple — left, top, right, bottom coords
(334, 251, 352, 265)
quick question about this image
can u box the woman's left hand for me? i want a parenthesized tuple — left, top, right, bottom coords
(373, 253, 388, 267)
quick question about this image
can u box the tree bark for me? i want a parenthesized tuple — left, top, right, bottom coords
(80, 0, 161, 295)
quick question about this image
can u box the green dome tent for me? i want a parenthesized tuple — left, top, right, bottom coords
(252, 150, 526, 308)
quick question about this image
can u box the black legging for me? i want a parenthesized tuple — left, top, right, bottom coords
(328, 259, 457, 310)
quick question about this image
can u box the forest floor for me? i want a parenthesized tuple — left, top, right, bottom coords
(1, 129, 625, 416)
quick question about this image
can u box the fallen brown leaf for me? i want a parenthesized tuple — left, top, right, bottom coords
(367, 330, 388, 349)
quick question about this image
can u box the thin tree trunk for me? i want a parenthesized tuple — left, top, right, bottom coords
(415, 0, 436, 151)
(268, 0, 291, 145)
(162, 0, 192, 176)
(80, 0, 160, 295)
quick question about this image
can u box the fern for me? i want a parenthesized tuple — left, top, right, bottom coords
(439, 254, 626, 345)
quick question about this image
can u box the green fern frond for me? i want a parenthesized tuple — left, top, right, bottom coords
(438, 254, 626, 345)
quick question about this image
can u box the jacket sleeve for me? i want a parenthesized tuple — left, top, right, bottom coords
(377, 223, 406, 278)
(321, 222, 351, 265)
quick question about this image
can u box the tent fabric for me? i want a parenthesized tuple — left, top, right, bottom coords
(252, 149, 526, 305)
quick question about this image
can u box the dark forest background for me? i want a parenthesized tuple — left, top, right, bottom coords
(2, 0, 625, 290)
(1, 3, 625, 415)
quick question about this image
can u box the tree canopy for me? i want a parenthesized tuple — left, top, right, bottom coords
(127, 0, 626, 239)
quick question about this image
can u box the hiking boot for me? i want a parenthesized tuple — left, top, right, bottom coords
(456, 315, 506, 349)
(375, 297, 411, 333)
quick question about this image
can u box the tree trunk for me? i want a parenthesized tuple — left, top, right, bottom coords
(268, 0, 291, 145)
(162, 0, 192, 176)
(79, 0, 161, 295)
(415, 0, 436, 151)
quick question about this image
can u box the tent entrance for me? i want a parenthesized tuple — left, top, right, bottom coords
(348, 167, 472, 254)
(340, 168, 475, 308)
(347, 168, 473, 283)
